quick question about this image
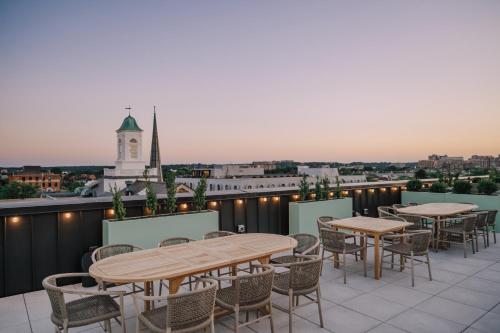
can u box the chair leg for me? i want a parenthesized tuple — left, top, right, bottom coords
(400, 255, 404, 272)
(474, 229, 479, 252)
(410, 254, 415, 287)
(268, 301, 275, 333)
(471, 234, 476, 255)
(320, 247, 325, 275)
(211, 315, 215, 333)
(426, 253, 432, 281)
(494, 227, 497, 244)
(234, 306, 240, 333)
(343, 252, 347, 284)
(288, 290, 294, 333)
(463, 233, 467, 258)
(136, 317, 141, 333)
(316, 288, 324, 328)
(483, 228, 487, 249)
(391, 253, 394, 270)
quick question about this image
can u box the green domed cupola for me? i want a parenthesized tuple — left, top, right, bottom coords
(117, 115, 143, 132)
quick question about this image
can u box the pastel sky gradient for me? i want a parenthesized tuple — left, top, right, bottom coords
(1, 1, 500, 166)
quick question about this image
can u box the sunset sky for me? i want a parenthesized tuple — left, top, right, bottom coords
(1, 1, 499, 166)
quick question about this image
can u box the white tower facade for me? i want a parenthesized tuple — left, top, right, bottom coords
(103, 114, 157, 191)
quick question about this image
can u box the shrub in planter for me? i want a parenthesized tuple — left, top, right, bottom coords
(406, 179, 423, 192)
(477, 180, 498, 195)
(453, 180, 472, 194)
(429, 182, 447, 193)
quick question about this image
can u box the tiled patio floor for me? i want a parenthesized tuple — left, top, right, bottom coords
(2, 235, 500, 333)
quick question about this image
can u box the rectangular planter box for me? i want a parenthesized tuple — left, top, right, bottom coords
(103, 210, 219, 249)
(402, 192, 500, 232)
(289, 198, 353, 236)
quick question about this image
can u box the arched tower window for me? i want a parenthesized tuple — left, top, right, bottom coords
(129, 138, 138, 159)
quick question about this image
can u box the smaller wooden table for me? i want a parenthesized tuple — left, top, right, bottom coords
(327, 216, 413, 279)
(396, 203, 478, 249)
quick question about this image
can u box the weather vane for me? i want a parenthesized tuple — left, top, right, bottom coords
(125, 105, 131, 116)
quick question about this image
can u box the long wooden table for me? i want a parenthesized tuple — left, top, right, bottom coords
(89, 233, 297, 309)
(396, 203, 478, 249)
(327, 216, 412, 280)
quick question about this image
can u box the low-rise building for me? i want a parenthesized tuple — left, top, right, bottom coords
(8, 166, 61, 192)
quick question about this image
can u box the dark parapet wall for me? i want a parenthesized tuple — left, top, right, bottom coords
(0, 181, 407, 297)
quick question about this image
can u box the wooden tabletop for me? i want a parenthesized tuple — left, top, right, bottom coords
(89, 233, 297, 283)
(327, 216, 413, 235)
(396, 203, 478, 217)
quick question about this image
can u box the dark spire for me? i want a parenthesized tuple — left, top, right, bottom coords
(149, 106, 163, 182)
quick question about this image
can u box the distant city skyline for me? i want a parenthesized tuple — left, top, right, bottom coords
(1, 1, 500, 166)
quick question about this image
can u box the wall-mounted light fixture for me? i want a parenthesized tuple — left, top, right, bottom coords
(272, 196, 280, 202)
(10, 216, 20, 224)
(391, 187, 398, 191)
(209, 201, 217, 208)
(180, 203, 188, 210)
(342, 190, 349, 196)
(292, 194, 300, 200)
(380, 188, 387, 192)
(260, 197, 268, 202)
(355, 189, 362, 194)
(401, 186, 407, 191)
(236, 199, 244, 205)
(63, 212, 72, 219)
(328, 192, 334, 197)
(368, 189, 375, 193)
(108, 208, 115, 216)
(310, 193, 316, 198)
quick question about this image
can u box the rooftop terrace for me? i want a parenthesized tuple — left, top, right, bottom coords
(2, 234, 499, 333)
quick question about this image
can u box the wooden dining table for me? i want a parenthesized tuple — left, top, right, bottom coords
(89, 233, 297, 310)
(396, 203, 478, 249)
(326, 216, 413, 280)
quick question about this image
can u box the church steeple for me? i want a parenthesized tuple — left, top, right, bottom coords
(149, 106, 163, 182)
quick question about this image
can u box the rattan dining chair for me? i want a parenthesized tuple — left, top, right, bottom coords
(133, 277, 218, 333)
(157, 237, 195, 296)
(319, 228, 367, 283)
(211, 264, 275, 333)
(381, 230, 432, 287)
(439, 215, 477, 258)
(317, 216, 358, 262)
(43, 273, 126, 333)
(272, 233, 320, 264)
(92, 244, 144, 295)
(271, 255, 324, 333)
(202, 230, 236, 239)
(473, 211, 490, 250)
(392, 204, 408, 210)
(378, 206, 398, 217)
(487, 210, 498, 245)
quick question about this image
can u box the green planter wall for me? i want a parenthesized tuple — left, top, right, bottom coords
(402, 192, 500, 232)
(103, 210, 219, 249)
(289, 198, 353, 236)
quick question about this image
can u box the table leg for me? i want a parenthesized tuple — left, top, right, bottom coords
(374, 235, 381, 280)
(359, 233, 364, 260)
(257, 256, 270, 265)
(144, 281, 152, 311)
(168, 277, 184, 294)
